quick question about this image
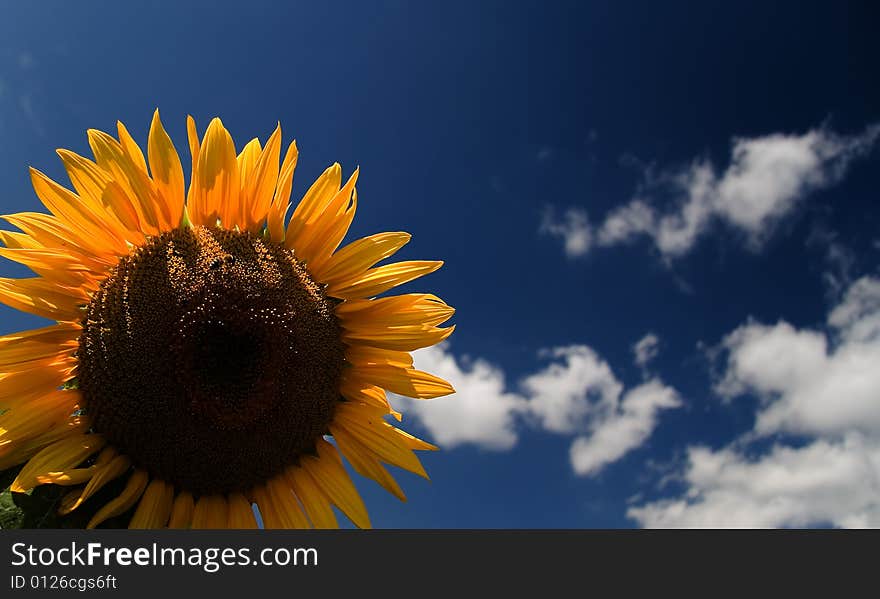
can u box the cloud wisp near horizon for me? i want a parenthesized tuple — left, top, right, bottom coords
(540, 123, 880, 261)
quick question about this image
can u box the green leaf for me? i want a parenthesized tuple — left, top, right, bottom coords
(0, 488, 24, 529)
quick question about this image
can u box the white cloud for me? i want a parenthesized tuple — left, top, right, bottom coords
(630, 276, 880, 527)
(807, 227, 856, 296)
(523, 345, 680, 476)
(539, 207, 593, 257)
(717, 277, 880, 438)
(396, 341, 682, 477)
(632, 333, 660, 368)
(570, 379, 681, 476)
(394, 345, 527, 450)
(596, 199, 656, 247)
(522, 345, 622, 434)
(628, 435, 880, 528)
(828, 276, 880, 344)
(714, 131, 844, 235)
(544, 124, 879, 259)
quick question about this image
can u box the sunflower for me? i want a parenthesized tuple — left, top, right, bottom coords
(0, 111, 455, 529)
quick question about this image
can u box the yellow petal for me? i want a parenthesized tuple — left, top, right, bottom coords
(0, 237, 102, 290)
(331, 405, 429, 478)
(2, 212, 118, 270)
(226, 493, 258, 529)
(292, 169, 358, 268)
(286, 466, 338, 529)
(352, 363, 455, 399)
(327, 261, 444, 300)
(235, 137, 262, 229)
(0, 416, 88, 471)
(28, 168, 128, 255)
(58, 453, 132, 515)
(34, 445, 116, 486)
(35, 466, 97, 486)
(57, 149, 110, 202)
(312, 232, 411, 283)
(129, 478, 175, 529)
(336, 293, 455, 328)
(236, 138, 263, 194)
(116, 121, 148, 173)
(10, 433, 105, 492)
(168, 491, 195, 529)
(93, 446, 118, 466)
(332, 430, 406, 501)
(87, 129, 162, 235)
(343, 324, 456, 352)
(0, 245, 95, 278)
(0, 350, 76, 378)
(186, 115, 200, 166)
(268, 476, 312, 529)
(56, 149, 143, 238)
(0, 389, 80, 448)
(0, 233, 101, 286)
(86, 469, 148, 529)
(339, 371, 401, 419)
(285, 163, 341, 244)
(0, 358, 75, 408)
(0, 230, 42, 250)
(344, 346, 414, 368)
(189, 118, 240, 229)
(254, 478, 311, 529)
(389, 426, 439, 452)
(0, 260, 94, 293)
(0, 277, 85, 321)
(148, 109, 186, 229)
(244, 124, 282, 233)
(0, 324, 79, 367)
(191, 494, 229, 529)
(301, 439, 371, 529)
(267, 141, 298, 242)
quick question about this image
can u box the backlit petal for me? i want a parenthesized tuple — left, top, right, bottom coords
(148, 109, 186, 228)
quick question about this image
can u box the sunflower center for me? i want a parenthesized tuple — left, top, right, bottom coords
(77, 226, 346, 495)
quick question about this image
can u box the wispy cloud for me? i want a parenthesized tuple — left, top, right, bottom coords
(18, 93, 45, 137)
(632, 333, 660, 369)
(541, 123, 880, 260)
(806, 226, 857, 297)
(18, 52, 35, 70)
(539, 207, 592, 258)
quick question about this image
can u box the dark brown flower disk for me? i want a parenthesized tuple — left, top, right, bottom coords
(77, 226, 346, 495)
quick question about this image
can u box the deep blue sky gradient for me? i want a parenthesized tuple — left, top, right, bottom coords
(1, 1, 878, 527)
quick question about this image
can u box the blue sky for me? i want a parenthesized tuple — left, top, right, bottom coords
(1, 1, 879, 527)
